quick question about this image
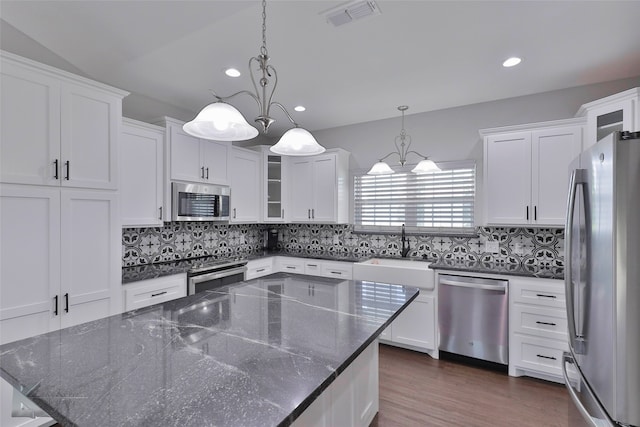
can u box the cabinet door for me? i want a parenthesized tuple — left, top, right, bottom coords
(289, 158, 314, 222)
(391, 294, 435, 350)
(61, 82, 119, 189)
(1, 61, 61, 186)
(312, 154, 337, 222)
(265, 154, 286, 222)
(531, 126, 582, 225)
(169, 125, 201, 182)
(60, 190, 120, 328)
(200, 140, 230, 185)
(0, 185, 61, 345)
(120, 121, 164, 227)
(230, 148, 261, 223)
(484, 132, 532, 224)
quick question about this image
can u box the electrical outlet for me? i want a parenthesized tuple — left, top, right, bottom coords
(333, 235, 340, 245)
(485, 240, 500, 253)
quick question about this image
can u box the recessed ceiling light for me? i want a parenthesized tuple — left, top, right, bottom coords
(502, 57, 522, 67)
(224, 68, 241, 77)
(294, 106, 306, 112)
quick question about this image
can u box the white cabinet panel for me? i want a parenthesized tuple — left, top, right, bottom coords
(61, 83, 120, 189)
(200, 140, 229, 185)
(289, 158, 314, 222)
(60, 190, 120, 328)
(120, 119, 164, 227)
(169, 124, 202, 182)
(0, 61, 60, 186)
(312, 155, 337, 222)
(230, 147, 261, 223)
(245, 258, 274, 280)
(390, 294, 435, 351)
(0, 185, 61, 344)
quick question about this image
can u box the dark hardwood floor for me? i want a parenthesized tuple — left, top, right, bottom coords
(372, 344, 570, 427)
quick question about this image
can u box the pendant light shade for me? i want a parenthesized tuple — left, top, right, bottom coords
(411, 159, 440, 174)
(270, 127, 326, 156)
(367, 161, 395, 175)
(183, 102, 259, 141)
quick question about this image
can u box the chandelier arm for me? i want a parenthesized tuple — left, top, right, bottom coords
(248, 56, 263, 109)
(270, 102, 298, 126)
(393, 138, 406, 164)
(378, 151, 401, 162)
(209, 89, 261, 109)
(264, 65, 278, 116)
(406, 150, 429, 159)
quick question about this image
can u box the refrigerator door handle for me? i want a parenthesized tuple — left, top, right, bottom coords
(565, 169, 587, 354)
(562, 352, 614, 427)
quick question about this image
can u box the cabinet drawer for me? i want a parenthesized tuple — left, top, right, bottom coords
(321, 261, 353, 280)
(512, 304, 568, 341)
(304, 261, 322, 276)
(511, 334, 569, 378)
(276, 256, 305, 274)
(123, 274, 186, 311)
(510, 277, 566, 309)
(246, 258, 274, 280)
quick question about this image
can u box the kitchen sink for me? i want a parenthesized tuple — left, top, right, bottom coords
(353, 258, 434, 290)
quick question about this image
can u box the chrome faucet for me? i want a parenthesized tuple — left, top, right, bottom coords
(401, 224, 411, 258)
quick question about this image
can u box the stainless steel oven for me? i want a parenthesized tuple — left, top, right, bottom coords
(187, 259, 248, 295)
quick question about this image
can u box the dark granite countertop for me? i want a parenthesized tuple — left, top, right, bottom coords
(0, 274, 419, 427)
(428, 259, 564, 280)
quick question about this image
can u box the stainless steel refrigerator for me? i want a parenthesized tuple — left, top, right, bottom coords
(564, 130, 640, 427)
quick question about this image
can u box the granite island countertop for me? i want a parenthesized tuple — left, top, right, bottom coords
(0, 274, 419, 427)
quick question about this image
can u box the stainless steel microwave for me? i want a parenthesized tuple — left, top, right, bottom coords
(171, 182, 230, 221)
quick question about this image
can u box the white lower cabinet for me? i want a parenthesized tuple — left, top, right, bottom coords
(245, 258, 274, 280)
(0, 184, 121, 345)
(275, 256, 306, 274)
(292, 340, 378, 427)
(509, 276, 576, 384)
(388, 294, 435, 351)
(122, 274, 186, 311)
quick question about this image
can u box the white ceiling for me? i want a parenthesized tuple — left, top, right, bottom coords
(2, 1, 640, 137)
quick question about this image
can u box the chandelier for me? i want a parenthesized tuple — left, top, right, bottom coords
(367, 106, 440, 175)
(183, 0, 325, 156)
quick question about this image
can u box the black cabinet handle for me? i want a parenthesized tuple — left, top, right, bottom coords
(206, 167, 209, 180)
(526, 206, 529, 221)
(536, 354, 557, 361)
(151, 291, 167, 297)
(64, 293, 69, 313)
(281, 209, 284, 218)
(64, 161, 70, 180)
(312, 208, 315, 219)
(534, 206, 537, 221)
(256, 268, 266, 273)
(308, 209, 311, 219)
(201, 166, 205, 179)
(536, 321, 557, 326)
(159, 206, 163, 220)
(54, 159, 59, 179)
(286, 266, 296, 270)
(330, 271, 342, 275)
(536, 293, 557, 299)
(53, 295, 59, 316)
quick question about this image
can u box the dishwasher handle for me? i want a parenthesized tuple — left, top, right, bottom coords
(439, 277, 507, 292)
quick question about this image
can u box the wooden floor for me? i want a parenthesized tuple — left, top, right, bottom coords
(372, 344, 570, 427)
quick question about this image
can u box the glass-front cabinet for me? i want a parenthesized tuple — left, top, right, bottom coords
(252, 146, 288, 223)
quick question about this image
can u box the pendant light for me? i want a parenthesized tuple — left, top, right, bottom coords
(183, 0, 325, 156)
(367, 106, 440, 175)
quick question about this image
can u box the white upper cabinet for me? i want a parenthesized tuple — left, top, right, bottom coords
(289, 149, 350, 224)
(160, 117, 231, 185)
(120, 118, 164, 227)
(0, 51, 127, 190)
(576, 87, 640, 149)
(482, 118, 584, 226)
(250, 146, 289, 223)
(230, 147, 261, 223)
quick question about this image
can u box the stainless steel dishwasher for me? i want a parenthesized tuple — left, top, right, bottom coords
(438, 274, 509, 365)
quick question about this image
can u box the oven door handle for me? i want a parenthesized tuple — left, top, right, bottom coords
(190, 266, 247, 283)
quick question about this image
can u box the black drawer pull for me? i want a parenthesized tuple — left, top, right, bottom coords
(330, 271, 342, 275)
(286, 266, 296, 269)
(536, 354, 557, 361)
(151, 291, 167, 297)
(536, 294, 556, 299)
(53, 295, 59, 316)
(536, 321, 557, 326)
(256, 268, 266, 273)
(54, 159, 59, 179)
(307, 264, 318, 267)
(64, 293, 69, 313)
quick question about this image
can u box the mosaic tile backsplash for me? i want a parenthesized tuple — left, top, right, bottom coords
(122, 223, 564, 271)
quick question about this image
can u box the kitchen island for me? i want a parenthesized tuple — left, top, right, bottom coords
(0, 274, 418, 426)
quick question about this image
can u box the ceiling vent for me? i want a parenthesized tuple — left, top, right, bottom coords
(325, 1, 381, 27)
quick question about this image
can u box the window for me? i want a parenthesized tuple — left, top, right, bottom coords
(353, 161, 475, 231)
